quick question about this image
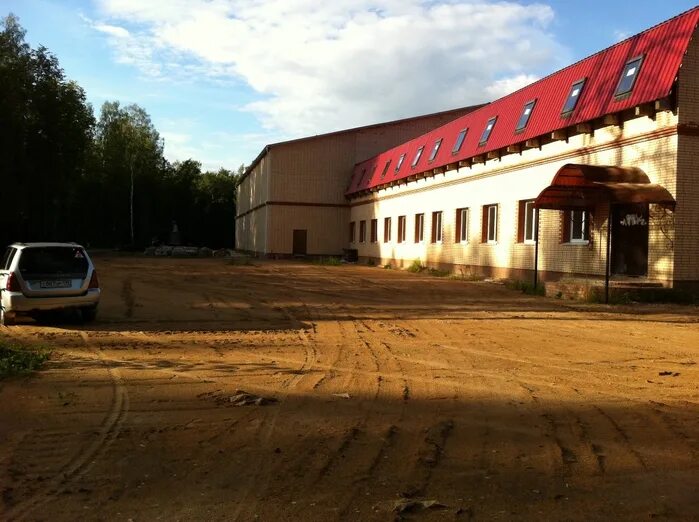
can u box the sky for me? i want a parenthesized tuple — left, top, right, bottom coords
(2, 0, 697, 172)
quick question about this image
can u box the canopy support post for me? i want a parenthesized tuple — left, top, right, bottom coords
(533, 208, 540, 290)
(605, 202, 612, 304)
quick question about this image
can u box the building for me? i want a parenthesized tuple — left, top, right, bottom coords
(346, 7, 699, 291)
(236, 106, 483, 257)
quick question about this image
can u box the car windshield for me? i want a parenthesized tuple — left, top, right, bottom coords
(18, 247, 88, 278)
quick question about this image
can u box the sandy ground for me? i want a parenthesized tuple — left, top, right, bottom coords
(1, 257, 698, 521)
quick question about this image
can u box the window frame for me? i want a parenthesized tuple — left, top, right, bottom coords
(349, 221, 356, 243)
(431, 211, 443, 243)
(483, 204, 498, 244)
(561, 78, 586, 116)
(479, 117, 498, 146)
(456, 208, 469, 244)
(515, 100, 536, 133)
(521, 200, 537, 244)
(414, 213, 425, 243)
(397, 215, 407, 243)
(428, 138, 443, 163)
(569, 209, 589, 244)
(370, 218, 378, 243)
(379, 159, 391, 180)
(359, 220, 367, 243)
(614, 55, 644, 98)
(384, 217, 392, 243)
(411, 146, 425, 168)
(395, 153, 406, 173)
(452, 129, 468, 154)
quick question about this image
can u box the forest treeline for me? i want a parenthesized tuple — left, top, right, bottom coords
(0, 14, 240, 250)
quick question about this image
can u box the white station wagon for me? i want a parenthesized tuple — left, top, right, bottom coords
(0, 243, 100, 326)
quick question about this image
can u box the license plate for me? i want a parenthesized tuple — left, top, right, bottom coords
(39, 280, 71, 289)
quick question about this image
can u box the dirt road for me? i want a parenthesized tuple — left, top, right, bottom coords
(1, 257, 698, 521)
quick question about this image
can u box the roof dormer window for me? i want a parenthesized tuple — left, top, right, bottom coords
(452, 128, 468, 154)
(411, 146, 425, 168)
(479, 117, 497, 146)
(562, 79, 586, 115)
(515, 100, 536, 132)
(615, 55, 644, 97)
(428, 138, 442, 162)
(395, 153, 406, 173)
(380, 159, 391, 180)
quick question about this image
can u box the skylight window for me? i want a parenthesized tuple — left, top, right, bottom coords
(395, 153, 406, 173)
(615, 56, 644, 97)
(379, 159, 391, 180)
(515, 100, 536, 132)
(411, 146, 424, 168)
(562, 79, 586, 115)
(452, 129, 468, 154)
(428, 139, 442, 162)
(479, 117, 497, 146)
(356, 168, 366, 187)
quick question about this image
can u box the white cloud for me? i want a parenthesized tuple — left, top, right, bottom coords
(92, 0, 567, 139)
(485, 74, 540, 99)
(614, 29, 631, 42)
(93, 23, 130, 38)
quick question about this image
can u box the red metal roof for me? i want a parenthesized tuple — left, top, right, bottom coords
(347, 7, 699, 196)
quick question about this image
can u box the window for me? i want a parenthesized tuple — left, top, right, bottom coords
(562, 79, 585, 115)
(380, 160, 391, 180)
(615, 56, 644, 97)
(370, 219, 378, 243)
(482, 204, 498, 243)
(411, 146, 425, 168)
(356, 168, 366, 188)
(431, 211, 443, 243)
(2, 247, 17, 270)
(518, 200, 537, 243)
(414, 213, 424, 243)
(452, 129, 468, 154)
(566, 210, 589, 243)
(397, 216, 407, 243)
(515, 100, 536, 132)
(455, 208, 469, 243)
(384, 217, 392, 243)
(349, 221, 356, 243)
(395, 153, 406, 173)
(479, 117, 497, 146)
(428, 139, 442, 162)
(359, 220, 367, 243)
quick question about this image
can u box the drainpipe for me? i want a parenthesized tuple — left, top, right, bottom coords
(605, 202, 612, 304)
(533, 208, 540, 290)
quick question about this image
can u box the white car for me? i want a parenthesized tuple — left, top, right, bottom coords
(0, 243, 100, 326)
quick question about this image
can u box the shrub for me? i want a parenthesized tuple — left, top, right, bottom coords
(504, 279, 545, 296)
(313, 257, 342, 266)
(0, 338, 50, 379)
(406, 259, 424, 273)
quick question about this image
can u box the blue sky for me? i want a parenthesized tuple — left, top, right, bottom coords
(2, 1, 696, 172)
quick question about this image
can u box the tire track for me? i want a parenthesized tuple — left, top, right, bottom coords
(5, 331, 129, 521)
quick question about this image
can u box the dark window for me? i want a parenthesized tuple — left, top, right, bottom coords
(431, 211, 443, 243)
(356, 168, 366, 188)
(395, 153, 406, 173)
(359, 221, 367, 243)
(428, 139, 442, 162)
(452, 129, 468, 154)
(411, 146, 425, 168)
(479, 117, 497, 145)
(380, 160, 391, 180)
(615, 56, 643, 97)
(18, 246, 88, 278)
(414, 213, 424, 243)
(2, 247, 17, 270)
(397, 216, 407, 243)
(384, 217, 392, 243)
(569, 210, 589, 242)
(349, 222, 356, 243)
(370, 219, 378, 243)
(516, 100, 536, 132)
(562, 79, 585, 114)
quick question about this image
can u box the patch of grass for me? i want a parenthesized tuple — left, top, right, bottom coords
(406, 259, 424, 273)
(426, 268, 450, 277)
(0, 338, 51, 379)
(313, 257, 342, 266)
(504, 279, 546, 296)
(449, 268, 484, 281)
(383, 264, 392, 270)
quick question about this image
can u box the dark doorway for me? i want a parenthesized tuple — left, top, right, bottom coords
(292, 229, 307, 256)
(611, 204, 649, 276)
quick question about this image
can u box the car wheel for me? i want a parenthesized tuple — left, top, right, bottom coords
(0, 308, 14, 326)
(81, 306, 97, 323)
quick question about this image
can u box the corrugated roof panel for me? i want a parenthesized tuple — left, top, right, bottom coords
(347, 7, 699, 196)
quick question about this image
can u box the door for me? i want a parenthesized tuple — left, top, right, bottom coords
(611, 204, 649, 276)
(292, 229, 307, 256)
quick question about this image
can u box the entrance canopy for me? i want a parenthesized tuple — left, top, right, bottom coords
(534, 164, 676, 211)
